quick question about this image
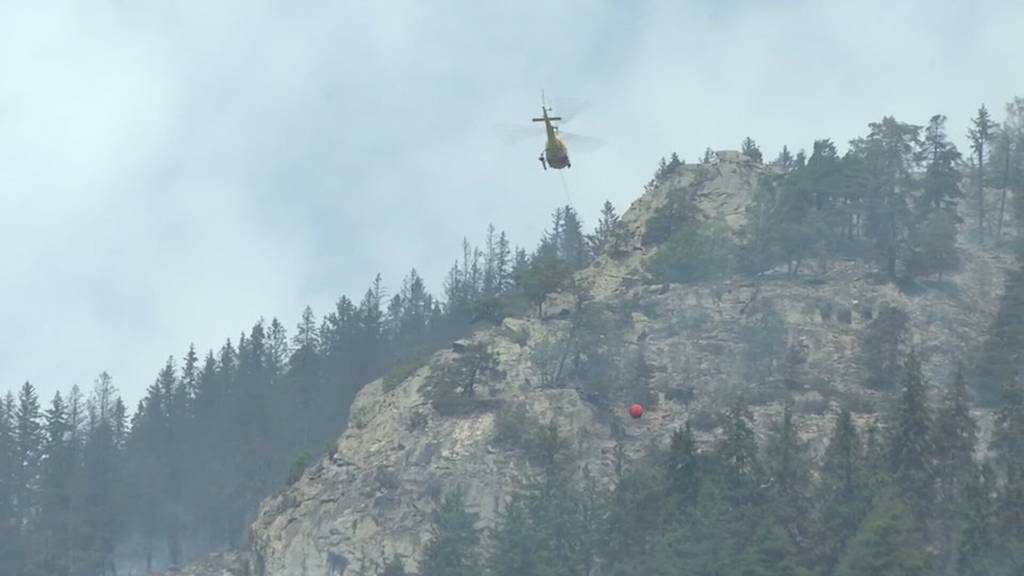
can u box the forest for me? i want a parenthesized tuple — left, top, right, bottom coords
(3, 96, 1024, 575)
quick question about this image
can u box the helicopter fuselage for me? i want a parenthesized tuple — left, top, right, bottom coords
(533, 107, 570, 170)
(544, 127, 570, 169)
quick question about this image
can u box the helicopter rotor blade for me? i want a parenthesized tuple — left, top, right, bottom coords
(494, 123, 540, 145)
(547, 97, 593, 124)
(560, 130, 606, 153)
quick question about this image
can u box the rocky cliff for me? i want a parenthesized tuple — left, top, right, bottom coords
(178, 151, 1015, 576)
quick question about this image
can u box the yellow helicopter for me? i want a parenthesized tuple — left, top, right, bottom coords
(533, 96, 570, 170)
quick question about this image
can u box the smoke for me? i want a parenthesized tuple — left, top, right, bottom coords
(1, 0, 1022, 406)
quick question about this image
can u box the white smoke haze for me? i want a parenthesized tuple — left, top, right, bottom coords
(2, 0, 1022, 406)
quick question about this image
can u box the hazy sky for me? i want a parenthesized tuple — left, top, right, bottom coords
(2, 0, 1022, 407)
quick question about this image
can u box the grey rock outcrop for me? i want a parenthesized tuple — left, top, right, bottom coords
(238, 153, 1013, 576)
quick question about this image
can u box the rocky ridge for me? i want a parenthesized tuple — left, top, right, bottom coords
(171, 151, 1015, 576)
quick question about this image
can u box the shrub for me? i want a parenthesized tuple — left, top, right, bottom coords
(383, 353, 430, 392)
(644, 218, 736, 284)
(493, 402, 535, 447)
(287, 451, 314, 485)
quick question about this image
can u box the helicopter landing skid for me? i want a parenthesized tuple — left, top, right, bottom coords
(538, 154, 547, 170)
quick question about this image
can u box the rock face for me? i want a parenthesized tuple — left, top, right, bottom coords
(244, 153, 1013, 576)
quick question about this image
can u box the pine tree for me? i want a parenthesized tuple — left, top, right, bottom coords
(418, 489, 481, 576)
(15, 381, 43, 529)
(993, 98, 1024, 243)
(817, 407, 867, 574)
(495, 231, 512, 294)
(665, 423, 699, 509)
(994, 366, 1024, 540)
(773, 146, 795, 171)
(918, 114, 962, 215)
(589, 200, 623, 256)
(764, 400, 811, 546)
(743, 137, 764, 163)
(851, 116, 921, 276)
(717, 396, 760, 494)
(888, 350, 934, 521)
(933, 367, 978, 571)
(834, 491, 929, 576)
(0, 394, 19, 572)
(957, 460, 1000, 576)
(968, 105, 997, 243)
(37, 392, 73, 575)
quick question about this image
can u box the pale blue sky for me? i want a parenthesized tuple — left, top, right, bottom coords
(2, 0, 1022, 406)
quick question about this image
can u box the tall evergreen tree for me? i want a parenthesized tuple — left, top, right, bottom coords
(717, 396, 760, 495)
(742, 137, 763, 163)
(918, 114, 963, 215)
(0, 394, 19, 572)
(418, 489, 481, 576)
(933, 367, 978, 572)
(36, 392, 73, 576)
(888, 350, 934, 521)
(994, 366, 1024, 541)
(15, 381, 43, 530)
(851, 116, 921, 276)
(665, 423, 699, 509)
(589, 200, 623, 256)
(968, 105, 997, 243)
(816, 407, 868, 575)
(834, 491, 929, 576)
(764, 400, 811, 547)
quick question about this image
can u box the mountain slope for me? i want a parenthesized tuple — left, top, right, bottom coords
(232, 152, 1014, 576)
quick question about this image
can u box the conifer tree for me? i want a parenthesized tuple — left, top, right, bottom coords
(15, 381, 43, 527)
(957, 460, 1000, 576)
(0, 394, 19, 572)
(764, 400, 810, 545)
(834, 492, 929, 576)
(851, 116, 921, 276)
(589, 200, 623, 256)
(817, 407, 867, 575)
(37, 392, 73, 575)
(419, 489, 481, 576)
(968, 105, 996, 243)
(742, 137, 763, 163)
(994, 366, 1024, 540)
(933, 367, 978, 570)
(918, 114, 962, 215)
(665, 423, 699, 509)
(773, 145, 795, 171)
(888, 350, 934, 521)
(717, 396, 760, 494)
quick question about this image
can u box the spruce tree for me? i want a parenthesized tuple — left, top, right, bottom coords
(764, 400, 810, 546)
(834, 491, 929, 576)
(742, 137, 764, 163)
(15, 381, 43, 528)
(918, 114, 962, 215)
(933, 367, 978, 571)
(665, 423, 699, 509)
(888, 350, 934, 522)
(968, 105, 996, 243)
(994, 366, 1024, 541)
(957, 460, 1000, 576)
(816, 407, 867, 574)
(589, 200, 623, 256)
(37, 393, 73, 575)
(0, 394, 19, 572)
(717, 396, 760, 495)
(850, 116, 921, 276)
(418, 489, 481, 576)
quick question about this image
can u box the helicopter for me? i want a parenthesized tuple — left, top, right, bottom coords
(533, 97, 570, 170)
